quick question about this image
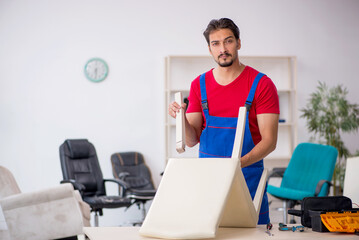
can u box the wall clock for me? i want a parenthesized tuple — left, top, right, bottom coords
(84, 58, 109, 82)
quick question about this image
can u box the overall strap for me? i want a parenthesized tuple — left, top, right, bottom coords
(245, 72, 265, 111)
(199, 73, 209, 119)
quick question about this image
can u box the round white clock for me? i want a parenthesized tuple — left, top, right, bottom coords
(84, 58, 109, 82)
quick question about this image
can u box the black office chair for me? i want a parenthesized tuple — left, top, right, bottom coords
(59, 139, 132, 226)
(111, 152, 156, 224)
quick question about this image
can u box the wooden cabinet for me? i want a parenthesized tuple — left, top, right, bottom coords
(164, 55, 297, 169)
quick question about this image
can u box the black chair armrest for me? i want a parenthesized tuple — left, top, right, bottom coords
(103, 178, 130, 190)
(126, 188, 156, 200)
(60, 179, 86, 192)
(129, 188, 156, 195)
(314, 179, 332, 196)
(267, 167, 286, 181)
(118, 172, 130, 180)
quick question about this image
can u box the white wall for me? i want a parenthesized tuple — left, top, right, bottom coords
(1, 0, 358, 226)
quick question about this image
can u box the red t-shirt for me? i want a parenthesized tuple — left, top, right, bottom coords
(186, 66, 280, 145)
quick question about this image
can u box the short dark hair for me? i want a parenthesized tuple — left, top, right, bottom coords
(203, 18, 240, 45)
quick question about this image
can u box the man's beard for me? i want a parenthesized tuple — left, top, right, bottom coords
(218, 59, 234, 67)
(217, 53, 234, 67)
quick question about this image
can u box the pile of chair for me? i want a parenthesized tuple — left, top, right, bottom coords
(59, 139, 156, 226)
(0, 139, 157, 240)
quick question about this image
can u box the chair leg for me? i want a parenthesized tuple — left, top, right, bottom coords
(130, 202, 147, 226)
(283, 200, 288, 224)
(94, 211, 99, 227)
(141, 202, 147, 221)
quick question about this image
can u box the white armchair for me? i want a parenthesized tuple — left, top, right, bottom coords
(343, 157, 359, 207)
(0, 166, 91, 240)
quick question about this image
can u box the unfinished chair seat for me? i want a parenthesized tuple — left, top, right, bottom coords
(140, 107, 268, 239)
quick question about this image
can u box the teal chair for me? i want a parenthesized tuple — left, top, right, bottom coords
(267, 143, 338, 223)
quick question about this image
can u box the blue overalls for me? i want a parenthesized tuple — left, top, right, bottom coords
(198, 72, 270, 224)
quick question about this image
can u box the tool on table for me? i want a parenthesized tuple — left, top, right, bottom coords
(265, 222, 273, 236)
(278, 223, 305, 232)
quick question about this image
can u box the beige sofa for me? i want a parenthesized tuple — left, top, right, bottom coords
(0, 166, 91, 240)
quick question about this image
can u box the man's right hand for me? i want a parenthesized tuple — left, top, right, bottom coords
(168, 101, 203, 147)
(168, 101, 187, 118)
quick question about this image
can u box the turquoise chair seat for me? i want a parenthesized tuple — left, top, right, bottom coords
(267, 185, 312, 201)
(267, 143, 338, 223)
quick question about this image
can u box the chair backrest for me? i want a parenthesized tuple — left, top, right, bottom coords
(343, 157, 359, 205)
(0, 166, 21, 198)
(111, 152, 155, 190)
(59, 139, 106, 197)
(281, 143, 338, 196)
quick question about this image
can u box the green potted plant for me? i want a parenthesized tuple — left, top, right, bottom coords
(301, 81, 359, 195)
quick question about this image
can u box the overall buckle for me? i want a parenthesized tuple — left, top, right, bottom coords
(202, 100, 208, 110)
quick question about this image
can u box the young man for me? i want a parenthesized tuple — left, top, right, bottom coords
(168, 18, 279, 224)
